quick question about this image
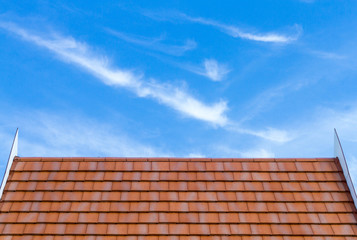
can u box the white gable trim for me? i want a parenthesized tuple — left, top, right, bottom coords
(334, 128, 357, 209)
(0, 129, 18, 199)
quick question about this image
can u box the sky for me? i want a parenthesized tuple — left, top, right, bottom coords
(1, 1, 357, 180)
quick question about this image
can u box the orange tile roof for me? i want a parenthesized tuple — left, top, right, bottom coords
(1, 157, 357, 239)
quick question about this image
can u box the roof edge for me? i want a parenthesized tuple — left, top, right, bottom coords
(0, 128, 18, 200)
(334, 128, 357, 210)
(13, 157, 336, 162)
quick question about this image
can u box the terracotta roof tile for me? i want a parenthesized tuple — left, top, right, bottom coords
(230, 223, 251, 235)
(271, 224, 293, 235)
(1, 157, 356, 238)
(159, 212, 179, 222)
(170, 161, 188, 171)
(148, 224, 168, 235)
(210, 223, 231, 235)
(259, 213, 280, 223)
(311, 224, 334, 235)
(65, 224, 87, 235)
(298, 213, 320, 223)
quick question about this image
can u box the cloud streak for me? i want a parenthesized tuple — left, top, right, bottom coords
(227, 124, 293, 143)
(0, 21, 294, 143)
(0, 110, 164, 158)
(0, 22, 228, 126)
(106, 29, 196, 56)
(143, 11, 302, 43)
(184, 59, 230, 81)
(185, 15, 301, 43)
(309, 50, 346, 60)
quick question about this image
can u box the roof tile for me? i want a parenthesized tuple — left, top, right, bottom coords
(223, 162, 242, 171)
(278, 213, 300, 223)
(259, 162, 278, 171)
(331, 224, 355, 235)
(206, 162, 224, 171)
(210, 224, 231, 235)
(24, 223, 46, 234)
(3, 224, 25, 234)
(107, 224, 128, 235)
(159, 212, 179, 223)
(65, 224, 87, 235)
(169, 224, 190, 235)
(189, 224, 210, 235)
(58, 213, 79, 223)
(150, 202, 169, 211)
(270, 224, 293, 235)
(170, 162, 188, 171)
(188, 162, 206, 171)
(49, 202, 70, 212)
(311, 224, 334, 235)
(86, 224, 107, 235)
(230, 224, 251, 234)
(298, 213, 320, 224)
(259, 213, 280, 223)
(208, 202, 229, 212)
(148, 224, 168, 235)
(179, 213, 199, 222)
(199, 213, 219, 223)
(242, 162, 261, 171)
(338, 213, 357, 223)
(60, 161, 80, 171)
(251, 224, 272, 235)
(1, 157, 356, 238)
(291, 224, 313, 235)
(239, 213, 259, 223)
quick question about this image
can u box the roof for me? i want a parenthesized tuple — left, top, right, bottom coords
(0, 157, 357, 239)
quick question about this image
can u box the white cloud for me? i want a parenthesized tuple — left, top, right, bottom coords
(240, 148, 275, 158)
(309, 50, 346, 60)
(0, 21, 228, 126)
(203, 59, 227, 81)
(244, 128, 293, 143)
(213, 145, 275, 158)
(229, 125, 293, 143)
(185, 59, 230, 81)
(0, 21, 295, 144)
(187, 153, 206, 158)
(239, 104, 357, 159)
(216, 22, 302, 43)
(106, 29, 197, 56)
(0, 111, 164, 158)
(143, 11, 302, 43)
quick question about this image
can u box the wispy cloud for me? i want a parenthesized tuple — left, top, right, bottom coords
(214, 145, 275, 158)
(240, 148, 275, 158)
(106, 29, 196, 56)
(184, 58, 230, 81)
(187, 153, 206, 158)
(0, 21, 227, 126)
(0, 21, 294, 143)
(186, 16, 301, 43)
(228, 125, 293, 143)
(142, 11, 302, 43)
(0, 110, 164, 158)
(243, 103, 357, 157)
(309, 50, 346, 60)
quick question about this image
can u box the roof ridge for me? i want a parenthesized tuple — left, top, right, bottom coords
(14, 157, 336, 162)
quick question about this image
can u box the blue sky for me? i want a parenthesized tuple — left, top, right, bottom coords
(1, 1, 357, 179)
